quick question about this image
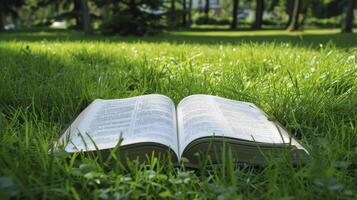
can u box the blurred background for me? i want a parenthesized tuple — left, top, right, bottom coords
(0, 0, 356, 35)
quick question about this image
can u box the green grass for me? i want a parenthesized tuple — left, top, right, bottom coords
(0, 29, 356, 199)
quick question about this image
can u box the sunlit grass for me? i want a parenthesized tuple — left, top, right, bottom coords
(0, 30, 356, 199)
(171, 28, 348, 36)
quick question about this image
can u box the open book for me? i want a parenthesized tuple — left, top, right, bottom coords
(58, 94, 308, 165)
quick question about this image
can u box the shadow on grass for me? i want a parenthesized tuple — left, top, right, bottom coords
(0, 28, 356, 49)
(0, 45, 92, 123)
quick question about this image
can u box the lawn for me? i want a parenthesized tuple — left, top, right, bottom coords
(0, 29, 356, 199)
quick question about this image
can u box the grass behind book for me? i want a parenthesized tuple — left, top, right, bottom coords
(0, 30, 356, 199)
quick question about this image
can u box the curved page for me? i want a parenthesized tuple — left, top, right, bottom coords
(61, 94, 178, 156)
(177, 95, 286, 156)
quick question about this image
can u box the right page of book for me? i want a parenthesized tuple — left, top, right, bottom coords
(177, 95, 288, 156)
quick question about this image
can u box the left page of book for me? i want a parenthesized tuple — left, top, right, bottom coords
(60, 94, 179, 156)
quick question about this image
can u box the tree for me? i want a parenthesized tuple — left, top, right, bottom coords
(310, 0, 345, 18)
(36, 0, 93, 32)
(268, 0, 279, 12)
(288, 0, 301, 31)
(205, 0, 210, 19)
(231, 0, 239, 29)
(100, 0, 163, 36)
(285, 0, 294, 28)
(171, 0, 176, 15)
(188, 0, 193, 26)
(0, 9, 3, 31)
(36, 0, 88, 29)
(170, 0, 176, 28)
(0, 0, 25, 31)
(80, 0, 92, 34)
(182, 0, 187, 26)
(342, 0, 356, 33)
(252, 0, 264, 29)
(74, 0, 83, 29)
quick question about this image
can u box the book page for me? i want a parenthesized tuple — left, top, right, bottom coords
(177, 95, 233, 156)
(177, 95, 285, 156)
(62, 94, 178, 156)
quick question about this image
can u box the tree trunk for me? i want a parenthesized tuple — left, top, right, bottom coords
(252, 0, 264, 29)
(80, 0, 92, 35)
(101, 5, 110, 21)
(205, 0, 210, 18)
(188, 0, 193, 26)
(299, 4, 309, 28)
(114, 0, 121, 15)
(74, 0, 83, 29)
(171, 0, 176, 14)
(288, 0, 301, 31)
(231, 0, 239, 29)
(182, 0, 187, 27)
(286, 0, 293, 28)
(342, 0, 355, 33)
(268, 0, 279, 12)
(168, 0, 177, 29)
(171, 0, 176, 28)
(0, 12, 4, 31)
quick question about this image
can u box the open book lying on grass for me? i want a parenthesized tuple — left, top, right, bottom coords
(58, 94, 309, 165)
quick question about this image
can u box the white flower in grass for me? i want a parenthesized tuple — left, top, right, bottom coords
(131, 47, 138, 57)
(232, 48, 237, 52)
(189, 52, 203, 61)
(97, 75, 103, 84)
(273, 65, 281, 70)
(310, 67, 316, 73)
(212, 71, 222, 78)
(200, 66, 209, 73)
(347, 55, 355, 61)
(304, 72, 313, 79)
(281, 43, 289, 48)
(201, 63, 210, 72)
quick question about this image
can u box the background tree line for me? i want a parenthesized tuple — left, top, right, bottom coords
(0, 0, 356, 35)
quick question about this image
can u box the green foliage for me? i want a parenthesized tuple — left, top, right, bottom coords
(0, 0, 25, 17)
(0, 0, 26, 30)
(310, 0, 347, 18)
(193, 12, 230, 25)
(195, 16, 230, 25)
(2, 0, 355, 33)
(0, 29, 356, 199)
(99, 0, 164, 36)
(304, 16, 344, 28)
(219, 0, 236, 19)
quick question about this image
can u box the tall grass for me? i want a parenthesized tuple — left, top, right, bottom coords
(0, 30, 356, 199)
